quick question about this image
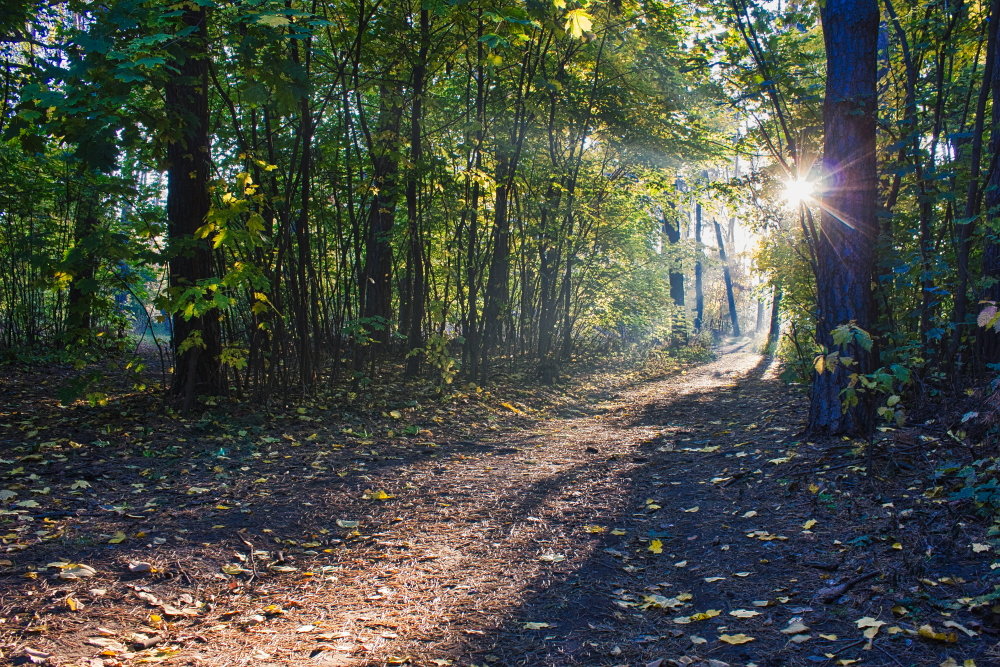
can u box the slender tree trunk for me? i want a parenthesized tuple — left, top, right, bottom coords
(714, 218, 741, 337)
(404, 8, 429, 377)
(165, 4, 223, 406)
(694, 199, 704, 332)
(765, 283, 783, 354)
(809, 0, 879, 434)
(951, 0, 996, 365)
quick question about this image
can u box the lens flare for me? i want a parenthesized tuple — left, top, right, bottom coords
(782, 178, 815, 208)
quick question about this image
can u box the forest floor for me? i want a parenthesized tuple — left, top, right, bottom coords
(0, 341, 998, 667)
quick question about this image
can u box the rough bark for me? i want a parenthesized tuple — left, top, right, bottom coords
(809, 0, 879, 434)
(165, 4, 223, 406)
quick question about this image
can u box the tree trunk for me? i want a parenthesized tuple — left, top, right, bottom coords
(694, 200, 704, 332)
(714, 218, 741, 337)
(809, 0, 879, 434)
(765, 283, 782, 354)
(404, 8, 429, 377)
(356, 88, 402, 369)
(165, 4, 223, 406)
(64, 190, 99, 345)
(979, 0, 1000, 365)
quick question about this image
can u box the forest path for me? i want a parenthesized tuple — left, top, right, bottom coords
(6, 344, 989, 667)
(213, 345, 808, 667)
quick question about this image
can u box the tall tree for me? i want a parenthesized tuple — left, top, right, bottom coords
(809, 0, 879, 434)
(165, 4, 223, 406)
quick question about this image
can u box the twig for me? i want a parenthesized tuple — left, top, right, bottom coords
(814, 570, 879, 603)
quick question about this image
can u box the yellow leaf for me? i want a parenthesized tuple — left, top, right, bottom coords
(648, 539, 663, 554)
(500, 402, 523, 414)
(688, 609, 721, 622)
(108, 532, 127, 544)
(808, 483, 820, 493)
(563, 8, 593, 39)
(917, 624, 957, 643)
(388, 410, 402, 419)
(819, 633, 838, 640)
(583, 525, 605, 533)
(363, 489, 393, 501)
(66, 594, 82, 611)
(682, 506, 699, 513)
(610, 528, 626, 535)
(856, 617, 885, 639)
(719, 633, 754, 644)
(802, 519, 817, 530)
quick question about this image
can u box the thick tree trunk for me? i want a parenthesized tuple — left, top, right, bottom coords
(165, 5, 223, 406)
(809, 0, 879, 434)
(64, 192, 99, 345)
(357, 89, 402, 369)
(662, 207, 685, 307)
(979, 0, 1000, 365)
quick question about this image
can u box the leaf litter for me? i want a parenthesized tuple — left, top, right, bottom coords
(0, 346, 994, 665)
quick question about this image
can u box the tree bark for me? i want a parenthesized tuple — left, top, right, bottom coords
(404, 8, 429, 377)
(714, 218, 741, 337)
(165, 4, 223, 406)
(809, 0, 879, 434)
(979, 0, 1000, 365)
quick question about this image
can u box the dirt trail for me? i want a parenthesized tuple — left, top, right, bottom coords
(206, 347, 792, 666)
(7, 347, 991, 667)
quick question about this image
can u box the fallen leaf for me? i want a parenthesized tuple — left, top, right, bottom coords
(363, 490, 393, 501)
(917, 624, 957, 643)
(856, 617, 885, 639)
(539, 552, 565, 563)
(802, 519, 817, 530)
(108, 531, 127, 544)
(682, 506, 700, 513)
(972, 543, 990, 553)
(57, 563, 97, 579)
(648, 540, 663, 554)
(523, 622, 551, 630)
(583, 525, 606, 533)
(336, 519, 359, 528)
(942, 620, 977, 637)
(782, 621, 810, 635)
(729, 609, 759, 618)
(719, 633, 754, 644)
